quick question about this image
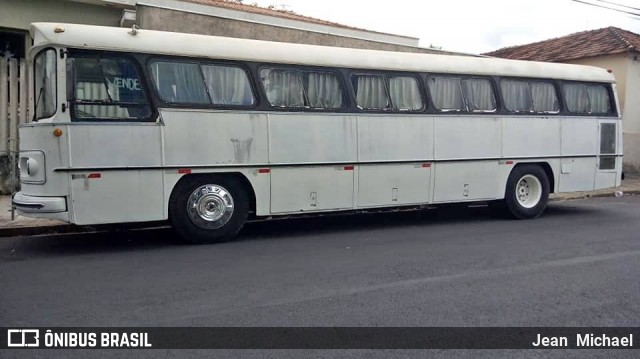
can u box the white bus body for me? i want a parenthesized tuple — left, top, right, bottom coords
(14, 23, 623, 243)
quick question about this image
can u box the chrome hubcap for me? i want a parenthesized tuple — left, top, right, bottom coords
(516, 175, 542, 209)
(187, 185, 234, 229)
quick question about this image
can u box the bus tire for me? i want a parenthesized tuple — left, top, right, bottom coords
(504, 165, 550, 219)
(169, 175, 249, 244)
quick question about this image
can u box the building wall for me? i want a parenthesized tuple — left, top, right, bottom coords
(136, 6, 444, 55)
(622, 57, 640, 173)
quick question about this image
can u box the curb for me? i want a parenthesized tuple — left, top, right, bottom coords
(0, 221, 170, 238)
(550, 189, 640, 202)
(0, 224, 76, 238)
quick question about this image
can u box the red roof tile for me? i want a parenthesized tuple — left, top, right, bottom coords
(180, 0, 413, 39)
(484, 27, 640, 62)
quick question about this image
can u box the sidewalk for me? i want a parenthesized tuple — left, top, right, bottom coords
(2, 175, 640, 237)
(0, 196, 71, 237)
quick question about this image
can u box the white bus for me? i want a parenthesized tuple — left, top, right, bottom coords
(13, 23, 622, 243)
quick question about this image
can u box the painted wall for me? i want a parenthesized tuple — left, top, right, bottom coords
(136, 6, 446, 55)
(622, 57, 640, 173)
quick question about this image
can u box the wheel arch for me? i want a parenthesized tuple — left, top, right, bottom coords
(501, 162, 553, 220)
(510, 161, 555, 194)
(514, 162, 556, 193)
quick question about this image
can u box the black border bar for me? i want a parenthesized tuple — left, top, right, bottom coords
(2, 327, 638, 349)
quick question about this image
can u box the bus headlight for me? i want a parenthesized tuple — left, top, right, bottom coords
(26, 158, 39, 176)
(18, 151, 46, 184)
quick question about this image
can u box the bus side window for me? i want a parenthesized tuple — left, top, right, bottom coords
(531, 82, 559, 113)
(260, 68, 305, 108)
(389, 76, 423, 111)
(201, 65, 255, 106)
(303, 71, 343, 109)
(501, 80, 533, 113)
(564, 83, 612, 115)
(563, 83, 590, 113)
(587, 85, 611, 114)
(353, 74, 390, 110)
(150, 62, 209, 104)
(427, 76, 464, 112)
(461, 78, 496, 112)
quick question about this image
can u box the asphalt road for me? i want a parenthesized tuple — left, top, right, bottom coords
(1, 196, 639, 358)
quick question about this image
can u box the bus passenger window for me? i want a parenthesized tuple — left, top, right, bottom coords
(428, 77, 464, 111)
(389, 76, 423, 111)
(531, 82, 559, 113)
(71, 56, 151, 121)
(150, 62, 209, 104)
(304, 72, 343, 109)
(260, 69, 305, 108)
(353, 75, 389, 110)
(564, 83, 611, 114)
(462, 78, 496, 112)
(587, 85, 611, 114)
(563, 83, 590, 113)
(501, 80, 533, 112)
(201, 65, 254, 106)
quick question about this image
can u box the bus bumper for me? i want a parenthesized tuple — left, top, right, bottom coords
(12, 192, 69, 221)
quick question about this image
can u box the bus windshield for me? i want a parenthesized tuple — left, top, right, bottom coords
(33, 48, 57, 120)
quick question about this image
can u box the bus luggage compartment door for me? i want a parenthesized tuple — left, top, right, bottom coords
(270, 166, 354, 214)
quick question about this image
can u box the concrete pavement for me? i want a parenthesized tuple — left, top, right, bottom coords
(1, 174, 639, 237)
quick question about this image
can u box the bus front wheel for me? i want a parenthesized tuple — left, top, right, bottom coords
(169, 175, 249, 243)
(503, 165, 550, 219)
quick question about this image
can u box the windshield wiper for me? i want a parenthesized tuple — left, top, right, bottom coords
(32, 86, 44, 122)
(96, 59, 114, 103)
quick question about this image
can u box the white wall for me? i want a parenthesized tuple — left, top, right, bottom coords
(623, 56, 640, 173)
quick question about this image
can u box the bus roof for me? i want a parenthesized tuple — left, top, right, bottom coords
(30, 22, 615, 83)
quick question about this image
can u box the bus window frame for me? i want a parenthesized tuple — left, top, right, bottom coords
(460, 76, 499, 114)
(424, 73, 498, 114)
(560, 80, 618, 117)
(498, 77, 562, 115)
(200, 63, 257, 108)
(256, 63, 349, 112)
(349, 70, 427, 113)
(67, 49, 156, 123)
(148, 59, 212, 107)
(386, 73, 427, 112)
(147, 57, 259, 110)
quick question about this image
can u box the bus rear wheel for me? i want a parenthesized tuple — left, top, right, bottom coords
(169, 175, 249, 243)
(503, 165, 550, 219)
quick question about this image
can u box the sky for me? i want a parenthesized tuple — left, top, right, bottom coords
(247, 0, 640, 54)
